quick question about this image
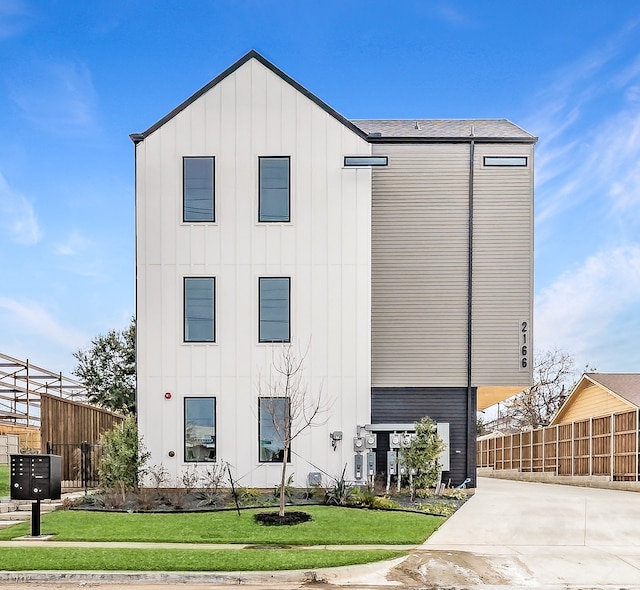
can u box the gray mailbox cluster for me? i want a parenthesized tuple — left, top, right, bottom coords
(10, 454, 62, 501)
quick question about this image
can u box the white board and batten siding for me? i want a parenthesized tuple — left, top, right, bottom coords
(136, 57, 372, 487)
(371, 142, 533, 390)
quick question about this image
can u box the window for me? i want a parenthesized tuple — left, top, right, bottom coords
(184, 157, 214, 221)
(259, 277, 290, 342)
(483, 156, 527, 167)
(184, 277, 215, 342)
(259, 397, 290, 462)
(344, 156, 388, 167)
(259, 157, 290, 222)
(184, 397, 216, 462)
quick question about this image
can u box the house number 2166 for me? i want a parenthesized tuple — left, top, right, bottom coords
(519, 320, 529, 370)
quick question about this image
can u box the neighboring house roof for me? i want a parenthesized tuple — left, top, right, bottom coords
(131, 50, 537, 146)
(584, 373, 640, 407)
(550, 372, 640, 425)
(351, 119, 537, 143)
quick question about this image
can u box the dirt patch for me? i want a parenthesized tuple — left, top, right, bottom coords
(388, 550, 535, 587)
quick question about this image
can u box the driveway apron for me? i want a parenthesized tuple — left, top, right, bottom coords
(398, 476, 640, 587)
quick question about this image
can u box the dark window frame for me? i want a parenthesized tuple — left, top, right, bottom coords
(343, 155, 389, 167)
(483, 156, 528, 167)
(184, 397, 217, 463)
(258, 397, 291, 463)
(183, 156, 215, 222)
(258, 156, 291, 223)
(183, 277, 216, 343)
(258, 277, 291, 343)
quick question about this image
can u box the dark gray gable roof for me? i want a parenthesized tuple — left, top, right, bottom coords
(351, 119, 537, 143)
(130, 50, 369, 143)
(585, 373, 640, 407)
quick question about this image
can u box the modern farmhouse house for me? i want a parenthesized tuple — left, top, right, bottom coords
(131, 50, 536, 488)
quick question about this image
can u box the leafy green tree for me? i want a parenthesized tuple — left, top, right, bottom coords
(99, 414, 149, 501)
(73, 318, 136, 414)
(401, 416, 445, 498)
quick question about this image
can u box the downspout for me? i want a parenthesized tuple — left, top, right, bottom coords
(467, 130, 475, 484)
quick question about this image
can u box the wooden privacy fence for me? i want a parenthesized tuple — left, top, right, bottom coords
(477, 409, 640, 481)
(40, 392, 123, 484)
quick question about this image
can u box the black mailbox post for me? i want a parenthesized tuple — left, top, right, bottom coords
(10, 454, 62, 537)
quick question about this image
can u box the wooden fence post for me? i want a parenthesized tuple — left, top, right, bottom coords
(589, 417, 593, 477)
(610, 413, 615, 481)
(571, 421, 574, 477)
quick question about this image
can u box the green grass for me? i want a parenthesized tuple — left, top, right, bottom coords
(0, 506, 443, 545)
(0, 465, 8, 497)
(0, 547, 405, 571)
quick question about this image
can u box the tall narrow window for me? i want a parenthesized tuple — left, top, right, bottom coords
(184, 277, 215, 342)
(259, 277, 290, 342)
(259, 157, 290, 222)
(259, 397, 290, 462)
(184, 397, 216, 462)
(184, 157, 214, 221)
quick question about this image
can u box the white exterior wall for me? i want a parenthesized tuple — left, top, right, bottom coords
(135, 58, 372, 487)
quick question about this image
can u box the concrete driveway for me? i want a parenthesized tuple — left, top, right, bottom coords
(390, 476, 640, 587)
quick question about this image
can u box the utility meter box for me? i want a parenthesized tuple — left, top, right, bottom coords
(354, 454, 363, 480)
(386, 450, 397, 475)
(364, 433, 377, 449)
(10, 455, 62, 501)
(353, 437, 365, 452)
(366, 452, 376, 476)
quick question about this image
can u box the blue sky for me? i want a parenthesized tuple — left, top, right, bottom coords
(1, 1, 639, 378)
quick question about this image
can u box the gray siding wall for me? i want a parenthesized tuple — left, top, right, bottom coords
(371, 142, 533, 390)
(471, 144, 534, 387)
(371, 387, 476, 486)
(371, 143, 469, 388)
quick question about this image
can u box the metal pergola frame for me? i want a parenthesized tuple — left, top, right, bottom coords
(0, 352, 88, 429)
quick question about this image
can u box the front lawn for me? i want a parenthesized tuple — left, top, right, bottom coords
(0, 546, 405, 572)
(0, 505, 443, 545)
(0, 465, 8, 497)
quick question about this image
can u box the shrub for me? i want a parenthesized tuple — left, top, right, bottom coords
(401, 416, 445, 499)
(99, 415, 150, 501)
(325, 466, 354, 506)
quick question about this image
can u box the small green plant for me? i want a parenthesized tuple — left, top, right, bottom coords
(272, 474, 295, 503)
(370, 495, 401, 510)
(401, 416, 445, 500)
(419, 501, 456, 517)
(443, 488, 468, 501)
(99, 415, 150, 502)
(237, 487, 261, 506)
(350, 485, 377, 507)
(325, 466, 354, 506)
(146, 464, 170, 490)
(194, 489, 222, 508)
(179, 467, 200, 493)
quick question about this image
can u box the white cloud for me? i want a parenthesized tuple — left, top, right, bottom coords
(0, 171, 41, 244)
(535, 245, 640, 369)
(0, 297, 87, 352)
(9, 59, 99, 135)
(55, 229, 91, 256)
(0, 0, 32, 39)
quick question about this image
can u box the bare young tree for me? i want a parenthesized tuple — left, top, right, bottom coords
(258, 344, 325, 517)
(501, 347, 592, 429)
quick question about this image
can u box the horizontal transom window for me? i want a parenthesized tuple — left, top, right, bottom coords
(483, 156, 528, 167)
(344, 156, 389, 167)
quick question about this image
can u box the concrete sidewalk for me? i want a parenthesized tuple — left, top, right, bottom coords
(402, 476, 640, 587)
